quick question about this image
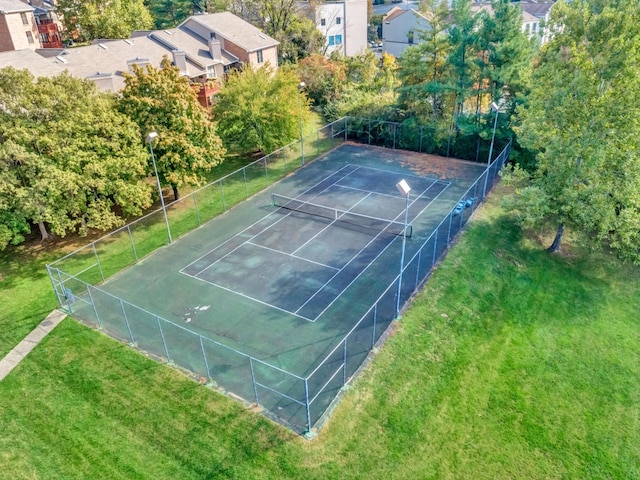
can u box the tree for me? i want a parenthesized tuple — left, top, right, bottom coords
(119, 57, 226, 201)
(0, 68, 152, 245)
(447, 0, 479, 117)
(298, 54, 347, 107)
(57, 0, 153, 42)
(397, 0, 453, 123)
(146, 0, 194, 29)
(230, 0, 323, 62)
(475, 0, 534, 111)
(505, 0, 640, 262)
(212, 65, 311, 154)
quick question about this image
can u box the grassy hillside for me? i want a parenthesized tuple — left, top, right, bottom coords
(0, 184, 638, 479)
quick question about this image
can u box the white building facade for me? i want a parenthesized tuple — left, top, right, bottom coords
(312, 0, 368, 56)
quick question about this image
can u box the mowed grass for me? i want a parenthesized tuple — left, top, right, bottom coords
(1, 184, 639, 479)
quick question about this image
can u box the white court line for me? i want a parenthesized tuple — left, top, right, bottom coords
(180, 163, 451, 323)
(180, 164, 356, 275)
(246, 241, 340, 271)
(345, 163, 452, 185)
(294, 181, 440, 316)
(305, 179, 452, 320)
(180, 270, 315, 322)
(291, 192, 373, 257)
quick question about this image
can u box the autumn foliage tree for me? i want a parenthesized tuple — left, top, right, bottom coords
(119, 57, 226, 201)
(212, 65, 311, 155)
(0, 68, 152, 248)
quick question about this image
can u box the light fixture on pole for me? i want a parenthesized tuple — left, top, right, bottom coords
(395, 179, 411, 315)
(146, 131, 172, 245)
(297, 81, 306, 165)
(482, 101, 501, 200)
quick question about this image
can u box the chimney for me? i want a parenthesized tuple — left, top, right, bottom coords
(208, 39, 221, 60)
(172, 50, 188, 75)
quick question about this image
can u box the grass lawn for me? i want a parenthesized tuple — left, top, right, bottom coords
(0, 184, 639, 479)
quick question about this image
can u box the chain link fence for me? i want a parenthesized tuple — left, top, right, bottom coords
(47, 117, 511, 435)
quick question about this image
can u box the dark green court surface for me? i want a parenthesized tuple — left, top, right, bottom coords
(53, 143, 492, 432)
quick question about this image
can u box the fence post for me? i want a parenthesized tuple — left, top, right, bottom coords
(219, 179, 225, 211)
(432, 227, 438, 266)
(304, 378, 312, 433)
(119, 299, 135, 345)
(157, 316, 171, 363)
(193, 194, 201, 226)
(249, 358, 260, 404)
(200, 336, 210, 382)
(343, 340, 348, 384)
(371, 303, 377, 347)
(86, 285, 102, 329)
(242, 167, 249, 199)
(126, 225, 138, 262)
(92, 242, 104, 282)
(393, 122, 397, 149)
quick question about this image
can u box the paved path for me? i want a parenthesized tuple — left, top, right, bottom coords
(0, 309, 66, 381)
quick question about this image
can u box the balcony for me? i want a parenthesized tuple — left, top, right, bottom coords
(37, 21, 63, 49)
(191, 81, 220, 108)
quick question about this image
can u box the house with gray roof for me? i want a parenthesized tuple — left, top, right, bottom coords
(0, 11, 279, 106)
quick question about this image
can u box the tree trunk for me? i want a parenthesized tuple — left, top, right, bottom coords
(172, 184, 179, 201)
(38, 221, 50, 241)
(547, 223, 565, 253)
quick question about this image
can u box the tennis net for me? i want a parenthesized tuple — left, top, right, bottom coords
(271, 193, 412, 237)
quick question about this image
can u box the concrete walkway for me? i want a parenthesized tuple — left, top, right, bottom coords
(0, 309, 66, 381)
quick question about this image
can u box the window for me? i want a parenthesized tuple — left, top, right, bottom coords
(328, 35, 335, 46)
(408, 30, 414, 44)
(336, 17, 341, 25)
(320, 18, 326, 26)
(210, 32, 216, 39)
(206, 65, 217, 79)
(26, 31, 34, 44)
(335, 35, 343, 45)
(532, 23, 538, 32)
(256, 49, 263, 63)
(21, 12, 28, 25)
(524, 23, 530, 33)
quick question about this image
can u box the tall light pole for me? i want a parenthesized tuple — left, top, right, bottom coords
(297, 81, 306, 165)
(146, 131, 172, 245)
(482, 101, 500, 200)
(395, 179, 411, 315)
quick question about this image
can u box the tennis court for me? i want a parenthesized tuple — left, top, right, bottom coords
(50, 141, 507, 434)
(181, 164, 449, 322)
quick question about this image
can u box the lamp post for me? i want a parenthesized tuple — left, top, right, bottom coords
(297, 81, 306, 165)
(483, 101, 500, 200)
(395, 179, 411, 315)
(146, 131, 172, 245)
